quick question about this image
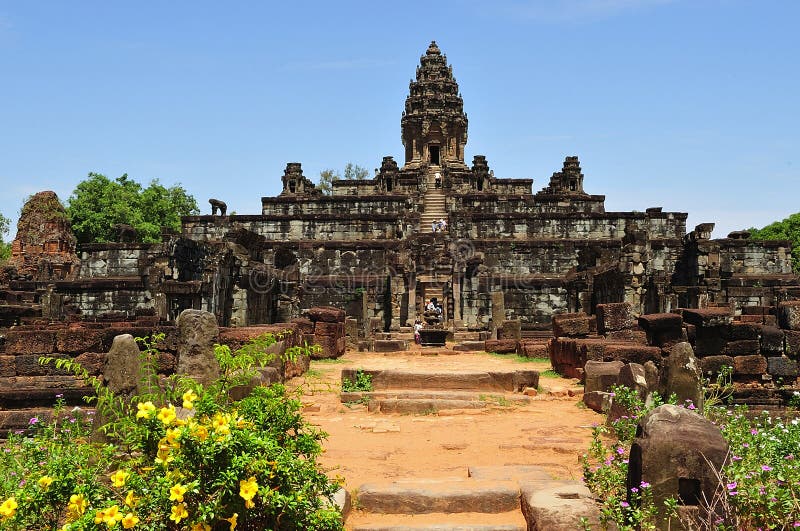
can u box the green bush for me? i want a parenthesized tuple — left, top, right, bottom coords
(0, 334, 343, 531)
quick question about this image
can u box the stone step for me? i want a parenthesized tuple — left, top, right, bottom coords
(340, 391, 530, 413)
(349, 511, 526, 531)
(356, 480, 520, 514)
(340, 369, 539, 392)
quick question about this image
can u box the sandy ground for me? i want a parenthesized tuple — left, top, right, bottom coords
(286, 350, 602, 492)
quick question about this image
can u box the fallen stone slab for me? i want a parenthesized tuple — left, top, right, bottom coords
(520, 480, 602, 531)
(373, 398, 487, 414)
(374, 340, 409, 352)
(357, 480, 520, 514)
(452, 340, 486, 352)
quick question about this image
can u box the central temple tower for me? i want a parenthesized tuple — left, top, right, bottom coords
(401, 41, 469, 170)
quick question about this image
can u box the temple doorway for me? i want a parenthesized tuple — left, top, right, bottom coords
(429, 145, 440, 165)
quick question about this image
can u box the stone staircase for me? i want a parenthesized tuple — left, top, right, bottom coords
(347, 465, 599, 531)
(340, 368, 539, 415)
(420, 170, 447, 231)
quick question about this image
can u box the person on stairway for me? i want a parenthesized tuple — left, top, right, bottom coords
(434, 171, 441, 189)
(413, 319, 423, 344)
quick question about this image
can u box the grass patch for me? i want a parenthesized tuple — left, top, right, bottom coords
(479, 394, 512, 407)
(539, 369, 561, 378)
(342, 369, 373, 392)
(486, 352, 546, 363)
(313, 358, 347, 364)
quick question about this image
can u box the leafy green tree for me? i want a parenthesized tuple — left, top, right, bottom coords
(66, 173, 199, 244)
(749, 212, 800, 272)
(317, 163, 370, 195)
(0, 211, 11, 262)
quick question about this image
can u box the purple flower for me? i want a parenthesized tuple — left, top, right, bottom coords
(622, 459, 629, 464)
(742, 443, 749, 448)
(55, 393, 63, 399)
(751, 429, 758, 435)
(631, 487, 638, 493)
(688, 403, 696, 410)
(732, 455, 742, 461)
(29, 417, 38, 425)
(616, 447, 625, 455)
(620, 501, 630, 508)
(761, 465, 773, 472)
(726, 482, 737, 490)
(640, 481, 650, 488)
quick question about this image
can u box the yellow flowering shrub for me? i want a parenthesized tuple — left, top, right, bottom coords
(0, 333, 343, 530)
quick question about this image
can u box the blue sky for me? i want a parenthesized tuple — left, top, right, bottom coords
(0, 0, 798, 240)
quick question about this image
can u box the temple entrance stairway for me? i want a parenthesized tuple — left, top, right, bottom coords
(294, 349, 603, 530)
(419, 168, 447, 232)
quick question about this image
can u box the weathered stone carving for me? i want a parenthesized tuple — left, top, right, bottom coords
(209, 198, 227, 216)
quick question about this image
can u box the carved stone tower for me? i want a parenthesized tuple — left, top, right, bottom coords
(401, 41, 468, 171)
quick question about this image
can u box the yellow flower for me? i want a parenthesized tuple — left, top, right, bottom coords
(212, 413, 230, 435)
(239, 476, 258, 505)
(0, 497, 18, 518)
(121, 512, 139, 529)
(191, 523, 211, 531)
(101, 505, 124, 528)
(192, 424, 209, 441)
(224, 513, 238, 530)
(38, 475, 55, 490)
(182, 389, 198, 409)
(136, 401, 156, 419)
(124, 491, 138, 508)
(169, 503, 188, 523)
(156, 440, 174, 465)
(110, 469, 130, 488)
(165, 427, 181, 446)
(94, 509, 105, 525)
(157, 405, 177, 426)
(169, 483, 188, 503)
(67, 493, 88, 521)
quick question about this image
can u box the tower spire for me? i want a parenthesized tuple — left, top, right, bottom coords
(401, 42, 468, 169)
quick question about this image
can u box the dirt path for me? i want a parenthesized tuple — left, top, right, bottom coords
(287, 350, 602, 494)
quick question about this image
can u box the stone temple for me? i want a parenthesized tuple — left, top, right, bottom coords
(2, 41, 799, 333)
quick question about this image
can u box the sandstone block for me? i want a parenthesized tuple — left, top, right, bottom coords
(552, 313, 591, 338)
(733, 355, 768, 376)
(4, 330, 56, 355)
(778, 300, 800, 331)
(485, 339, 518, 354)
(176, 309, 221, 386)
(618, 362, 648, 397)
(694, 326, 729, 357)
(371, 339, 407, 353)
(637, 313, 682, 333)
(104, 334, 143, 395)
(74, 352, 106, 375)
(290, 317, 315, 335)
(605, 328, 648, 344)
(314, 321, 345, 337)
(663, 342, 703, 409)
(498, 319, 522, 340)
(597, 302, 636, 334)
(0, 356, 15, 377)
(602, 344, 662, 366)
(768, 356, 799, 378)
(583, 390, 613, 413)
(307, 306, 346, 323)
(518, 340, 548, 358)
(682, 308, 733, 327)
(760, 326, 785, 356)
(56, 329, 103, 354)
(700, 355, 734, 378)
(584, 360, 623, 394)
(521, 480, 603, 531)
(785, 330, 800, 358)
(629, 405, 728, 525)
(723, 340, 760, 356)
(726, 322, 761, 341)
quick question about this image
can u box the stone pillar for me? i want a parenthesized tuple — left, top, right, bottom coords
(407, 275, 417, 324)
(452, 273, 461, 321)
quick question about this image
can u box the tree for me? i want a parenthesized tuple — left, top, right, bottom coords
(748, 212, 800, 273)
(0, 211, 10, 262)
(66, 173, 199, 244)
(317, 163, 370, 195)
